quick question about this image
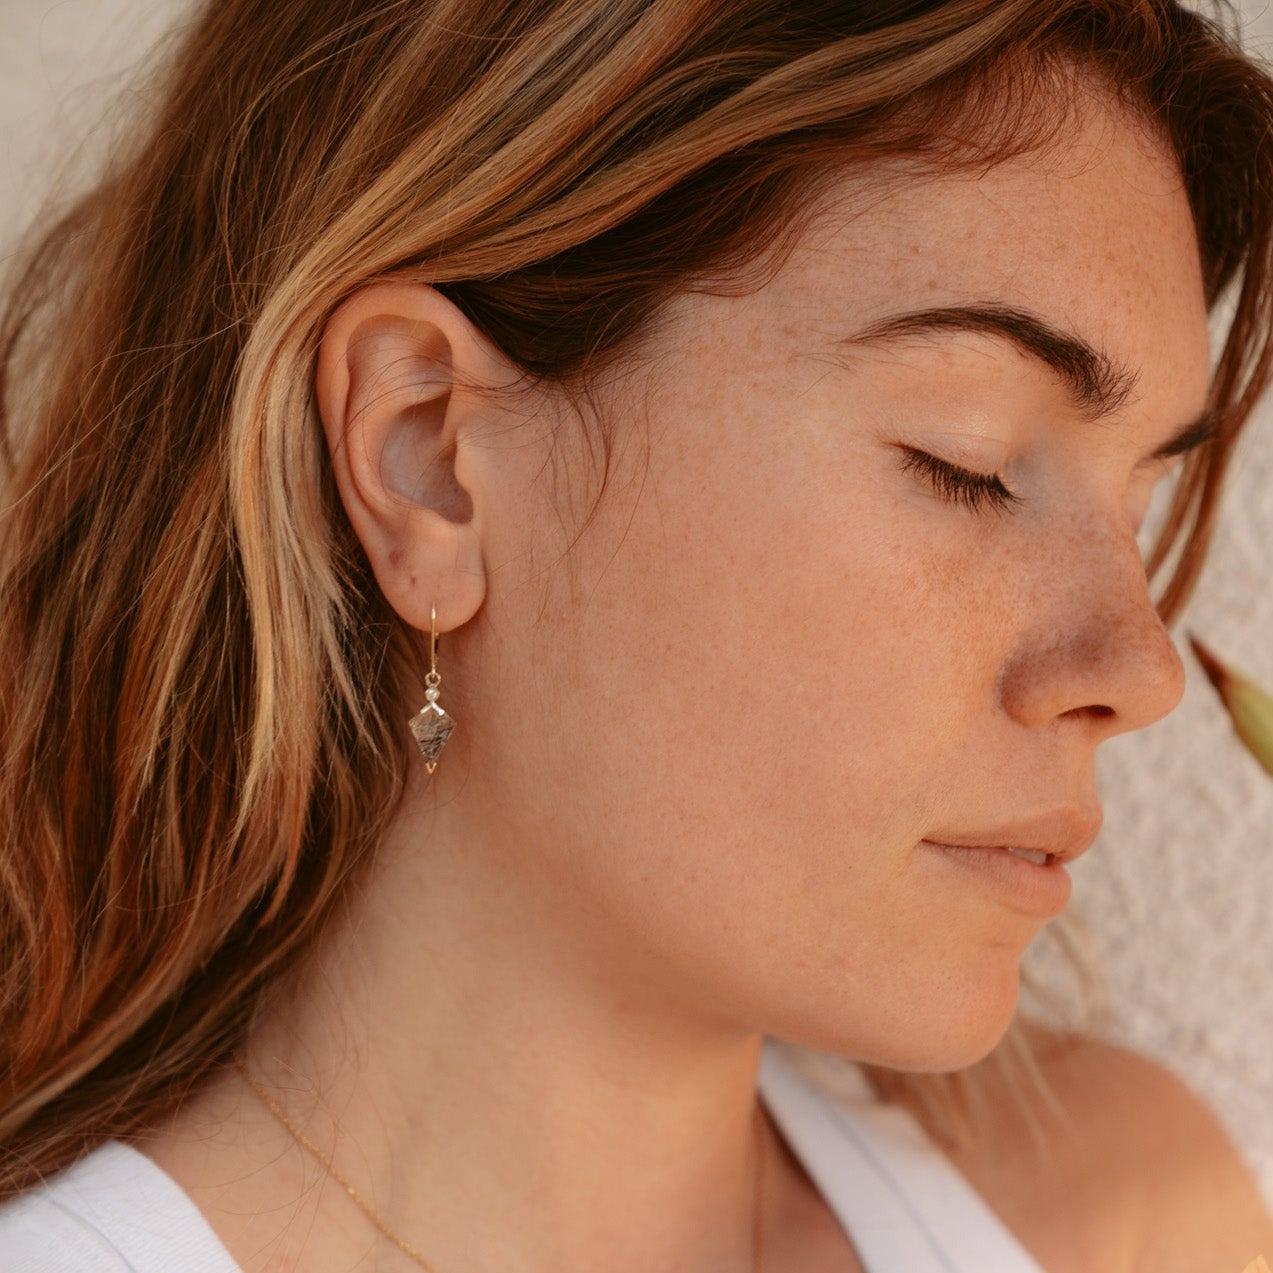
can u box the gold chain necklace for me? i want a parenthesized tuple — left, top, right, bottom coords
(233, 1057, 768, 1272)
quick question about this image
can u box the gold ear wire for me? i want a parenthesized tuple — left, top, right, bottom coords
(429, 602, 439, 679)
(407, 602, 455, 774)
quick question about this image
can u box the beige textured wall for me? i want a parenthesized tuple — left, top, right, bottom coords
(0, 2, 191, 250)
(4, 0, 1273, 1209)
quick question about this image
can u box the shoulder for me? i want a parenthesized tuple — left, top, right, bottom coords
(1016, 1019, 1273, 1273)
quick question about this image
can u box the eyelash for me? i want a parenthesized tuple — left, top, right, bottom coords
(894, 446, 1024, 516)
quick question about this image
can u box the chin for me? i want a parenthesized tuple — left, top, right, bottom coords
(883, 964, 1024, 1073)
(768, 958, 1022, 1074)
(884, 1021, 1015, 1073)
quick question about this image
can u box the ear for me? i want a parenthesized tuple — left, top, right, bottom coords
(315, 279, 504, 639)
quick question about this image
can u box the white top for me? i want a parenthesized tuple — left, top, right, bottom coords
(0, 1037, 1047, 1272)
(757, 1039, 1048, 1272)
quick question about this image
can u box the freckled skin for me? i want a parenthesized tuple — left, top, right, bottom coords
(390, 86, 1203, 1073)
(142, 79, 1219, 1273)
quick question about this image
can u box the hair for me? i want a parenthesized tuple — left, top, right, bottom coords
(2, 0, 1271, 1194)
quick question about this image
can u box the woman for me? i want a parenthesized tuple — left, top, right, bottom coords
(1, 1, 1272, 1269)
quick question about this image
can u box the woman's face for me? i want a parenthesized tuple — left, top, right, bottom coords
(345, 88, 1212, 1072)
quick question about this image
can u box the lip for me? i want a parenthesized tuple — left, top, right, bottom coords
(922, 806, 1103, 865)
(919, 839, 1073, 918)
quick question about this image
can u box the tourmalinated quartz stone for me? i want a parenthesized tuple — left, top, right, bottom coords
(409, 702, 454, 772)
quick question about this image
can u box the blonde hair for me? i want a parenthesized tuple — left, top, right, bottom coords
(2, 0, 1272, 1191)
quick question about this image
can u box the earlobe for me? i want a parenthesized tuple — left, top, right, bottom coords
(314, 280, 491, 637)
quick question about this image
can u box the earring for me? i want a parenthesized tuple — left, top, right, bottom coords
(408, 603, 455, 774)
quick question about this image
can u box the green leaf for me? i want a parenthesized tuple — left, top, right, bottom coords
(1186, 632, 1273, 779)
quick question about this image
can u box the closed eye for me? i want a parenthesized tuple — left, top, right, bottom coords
(893, 445, 1023, 517)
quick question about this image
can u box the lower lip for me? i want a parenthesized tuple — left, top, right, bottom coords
(919, 840, 1072, 918)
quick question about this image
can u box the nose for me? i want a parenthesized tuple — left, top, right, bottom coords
(996, 520, 1188, 742)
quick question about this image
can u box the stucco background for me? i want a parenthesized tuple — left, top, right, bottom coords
(4, 0, 1273, 1209)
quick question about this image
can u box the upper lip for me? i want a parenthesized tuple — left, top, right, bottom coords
(923, 805, 1103, 863)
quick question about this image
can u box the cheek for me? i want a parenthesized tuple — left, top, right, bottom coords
(498, 405, 1030, 1063)
(551, 419, 978, 842)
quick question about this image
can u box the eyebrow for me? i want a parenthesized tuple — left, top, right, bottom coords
(836, 301, 1219, 464)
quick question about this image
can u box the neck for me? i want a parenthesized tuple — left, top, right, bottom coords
(148, 773, 780, 1273)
